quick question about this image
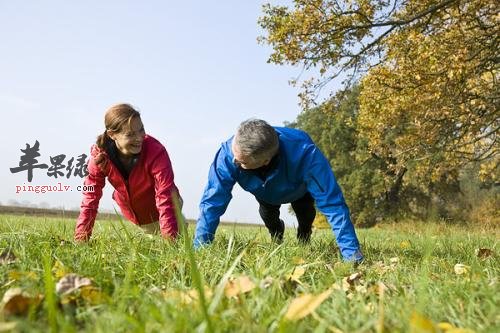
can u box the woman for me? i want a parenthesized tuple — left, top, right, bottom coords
(75, 103, 181, 241)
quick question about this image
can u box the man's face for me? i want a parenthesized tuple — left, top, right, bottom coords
(231, 141, 270, 170)
(108, 117, 146, 156)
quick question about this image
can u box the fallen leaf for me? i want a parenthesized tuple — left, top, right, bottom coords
(454, 264, 470, 275)
(409, 312, 436, 333)
(475, 248, 493, 259)
(284, 289, 333, 321)
(400, 240, 411, 249)
(7, 270, 38, 281)
(52, 260, 71, 279)
(347, 272, 362, 284)
(437, 322, 455, 331)
(390, 257, 399, 265)
(56, 274, 92, 295)
(287, 266, 306, 283)
(373, 261, 393, 275)
(163, 286, 212, 305)
(163, 290, 193, 305)
(187, 286, 213, 302)
(79, 286, 108, 305)
(370, 281, 392, 296)
(342, 272, 363, 291)
(0, 250, 16, 265)
(224, 276, 256, 298)
(436, 322, 475, 333)
(1, 288, 42, 316)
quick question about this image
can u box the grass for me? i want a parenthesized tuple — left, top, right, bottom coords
(0, 214, 498, 332)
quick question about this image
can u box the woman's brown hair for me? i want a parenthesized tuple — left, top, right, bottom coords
(96, 103, 141, 149)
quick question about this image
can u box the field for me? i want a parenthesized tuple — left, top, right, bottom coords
(0, 214, 498, 332)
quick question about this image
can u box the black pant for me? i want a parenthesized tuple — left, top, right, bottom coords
(256, 192, 316, 242)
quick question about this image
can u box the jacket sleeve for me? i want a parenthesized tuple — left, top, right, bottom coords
(151, 147, 179, 239)
(305, 146, 363, 261)
(75, 148, 106, 241)
(194, 147, 236, 248)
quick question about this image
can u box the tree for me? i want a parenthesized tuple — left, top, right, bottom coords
(290, 87, 389, 226)
(259, 0, 499, 184)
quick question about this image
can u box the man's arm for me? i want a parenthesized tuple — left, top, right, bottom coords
(305, 146, 363, 261)
(194, 146, 236, 248)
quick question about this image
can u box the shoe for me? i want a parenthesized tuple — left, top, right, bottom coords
(297, 227, 311, 243)
(270, 219, 285, 243)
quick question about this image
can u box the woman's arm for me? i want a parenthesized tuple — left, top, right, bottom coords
(151, 147, 179, 239)
(74, 148, 107, 241)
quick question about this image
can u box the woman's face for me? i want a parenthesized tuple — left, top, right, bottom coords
(108, 117, 145, 156)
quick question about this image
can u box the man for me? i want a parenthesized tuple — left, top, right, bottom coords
(194, 119, 363, 261)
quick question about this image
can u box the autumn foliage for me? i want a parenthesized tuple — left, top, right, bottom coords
(260, 0, 498, 224)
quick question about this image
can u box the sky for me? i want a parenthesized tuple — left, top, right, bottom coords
(0, 1, 326, 226)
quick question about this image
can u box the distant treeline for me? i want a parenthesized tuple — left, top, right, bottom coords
(0, 205, 261, 228)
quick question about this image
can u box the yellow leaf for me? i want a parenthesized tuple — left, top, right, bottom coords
(224, 276, 256, 298)
(454, 264, 470, 275)
(409, 312, 436, 333)
(163, 290, 193, 305)
(437, 322, 455, 331)
(284, 289, 333, 321)
(7, 270, 38, 281)
(287, 266, 306, 283)
(163, 286, 213, 305)
(79, 286, 108, 305)
(0, 288, 43, 316)
(187, 286, 213, 302)
(52, 260, 70, 279)
(400, 241, 411, 249)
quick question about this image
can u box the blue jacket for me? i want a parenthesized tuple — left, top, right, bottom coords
(194, 127, 362, 261)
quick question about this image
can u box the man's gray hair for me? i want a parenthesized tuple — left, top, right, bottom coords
(234, 119, 279, 162)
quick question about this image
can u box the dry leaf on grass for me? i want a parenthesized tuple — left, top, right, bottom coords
(0, 288, 43, 316)
(164, 286, 213, 305)
(7, 270, 38, 281)
(56, 274, 92, 295)
(79, 286, 109, 305)
(224, 276, 256, 298)
(437, 321, 475, 332)
(475, 248, 493, 259)
(400, 240, 411, 249)
(52, 260, 71, 279)
(284, 289, 333, 321)
(454, 264, 470, 275)
(287, 266, 306, 283)
(409, 312, 436, 333)
(55, 273, 108, 305)
(0, 250, 16, 265)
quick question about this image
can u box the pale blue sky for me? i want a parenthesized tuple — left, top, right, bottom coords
(1, 1, 330, 225)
